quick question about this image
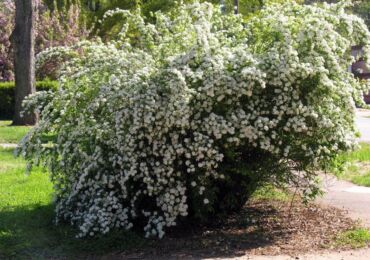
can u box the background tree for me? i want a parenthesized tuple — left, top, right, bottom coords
(0, 2, 90, 83)
(11, 0, 37, 125)
(0, 0, 14, 82)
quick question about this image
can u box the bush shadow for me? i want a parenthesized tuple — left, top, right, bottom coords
(0, 199, 345, 259)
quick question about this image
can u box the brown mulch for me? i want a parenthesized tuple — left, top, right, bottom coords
(108, 199, 358, 259)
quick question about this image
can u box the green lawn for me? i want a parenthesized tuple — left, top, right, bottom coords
(334, 228, 370, 249)
(334, 143, 370, 187)
(0, 121, 31, 143)
(0, 147, 146, 259)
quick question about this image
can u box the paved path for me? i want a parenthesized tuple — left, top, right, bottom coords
(0, 143, 17, 148)
(215, 248, 370, 260)
(318, 175, 370, 227)
(240, 110, 370, 260)
(217, 174, 370, 259)
(316, 109, 370, 227)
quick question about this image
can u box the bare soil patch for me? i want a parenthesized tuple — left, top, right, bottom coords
(107, 198, 361, 259)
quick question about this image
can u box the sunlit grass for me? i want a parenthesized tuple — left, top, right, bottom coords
(337, 143, 370, 162)
(334, 143, 370, 187)
(351, 172, 370, 187)
(0, 147, 146, 259)
(334, 228, 370, 249)
(251, 185, 290, 201)
(0, 120, 31, 144)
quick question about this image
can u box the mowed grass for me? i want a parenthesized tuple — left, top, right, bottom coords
(251, 185, 290, 202)
(0, 120, 31, 143)
(334, 143, 370, 187)
(337, 143, 370, 162)
(0, 147, 146, 259)
(334, 228, 370, 249)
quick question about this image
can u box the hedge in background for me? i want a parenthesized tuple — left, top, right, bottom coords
(0, 81, 58, 119)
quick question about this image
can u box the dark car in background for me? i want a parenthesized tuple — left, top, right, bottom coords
(351, 46, 370, 104)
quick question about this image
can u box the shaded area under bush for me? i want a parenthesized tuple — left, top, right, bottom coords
(0, 198, 358, 259)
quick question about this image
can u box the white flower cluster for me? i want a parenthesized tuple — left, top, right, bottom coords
(18, 1, 370, 238)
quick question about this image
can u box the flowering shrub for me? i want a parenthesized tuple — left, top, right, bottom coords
(18, 1, 370, 238)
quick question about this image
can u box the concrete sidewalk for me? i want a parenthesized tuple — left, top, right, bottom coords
(242, 110, 370, 260)
(218, 248, 370, 260)
(328, 108, 370, 226)
(217, 174, 370, 259)
(356, 108, 370, 143)
(318, 175, 370, 228)
(0, 143, 17, 148)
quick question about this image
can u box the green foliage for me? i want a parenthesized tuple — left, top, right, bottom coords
(43, 0, 80, 11)
(80, 0, 273, 37)
(353, 0, 370, 27)
(42, 0, 304, 38)
(0, 81, 58, 120)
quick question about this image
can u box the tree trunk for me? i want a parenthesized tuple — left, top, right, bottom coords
(234, 0, 239, 14)
(11, 0, 37, 125)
